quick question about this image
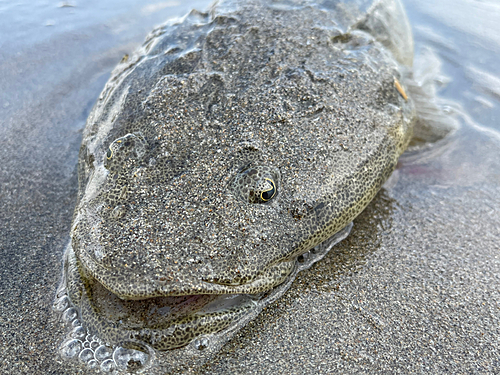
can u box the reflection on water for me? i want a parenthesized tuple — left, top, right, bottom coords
(404, 0, 500, 132)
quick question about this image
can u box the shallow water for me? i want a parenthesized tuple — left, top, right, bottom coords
(1, 0, 499, 374)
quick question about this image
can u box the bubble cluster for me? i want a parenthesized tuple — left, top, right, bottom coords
(53, 286, 152, 373)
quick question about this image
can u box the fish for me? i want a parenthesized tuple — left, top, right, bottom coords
(53, 0, 415, 372)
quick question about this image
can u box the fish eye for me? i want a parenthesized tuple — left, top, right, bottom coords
(260, 178, 276, 202)
(106, 148, 113, 159)
(231, 166, 280, 205)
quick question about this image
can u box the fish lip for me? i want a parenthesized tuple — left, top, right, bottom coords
(75, 242, 296, 300)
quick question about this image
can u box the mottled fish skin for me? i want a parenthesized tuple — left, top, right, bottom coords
(58, 0, 414, 358)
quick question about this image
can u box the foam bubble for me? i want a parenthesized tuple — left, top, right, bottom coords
(95, 345, 113, 361)
(71, 319, 81, 327)
(53, 296, 70, 312)
(78, 348, 94, 363)
(69, 326, 86, 340)
(56, 287, 66, 299)
(59, 339, 82, 359)
(62, 307, 78, 323)
(193, 337, 209, 350)
(113, 346, 150, 371)
(100, 359, 116, 372)
(90, 340, 100, 350)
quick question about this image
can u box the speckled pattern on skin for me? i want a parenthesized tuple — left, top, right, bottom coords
(56, 0, 415, 363)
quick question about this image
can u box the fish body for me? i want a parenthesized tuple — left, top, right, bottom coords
(54, 0, 415, 371)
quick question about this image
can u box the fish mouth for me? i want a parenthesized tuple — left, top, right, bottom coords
(54, 223, 353, 372)
(60, 243, 273, 349)
(55, 244, 270, 372)
(81, 269, 266, 351)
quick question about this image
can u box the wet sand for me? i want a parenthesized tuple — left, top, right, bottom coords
(1, 0, 499, 374)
